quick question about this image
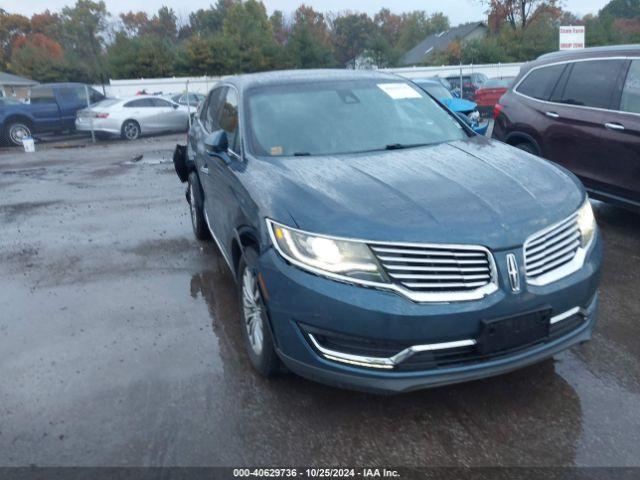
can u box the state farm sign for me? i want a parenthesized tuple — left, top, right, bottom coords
(559, 26, 585, 50)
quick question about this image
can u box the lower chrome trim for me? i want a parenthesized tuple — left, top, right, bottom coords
(550, 306, 585, 325)
(308, 334, 476, 370)
(308, 306, 586, 370)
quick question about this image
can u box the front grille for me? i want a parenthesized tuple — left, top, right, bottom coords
(369, 243, 494, 293)
(524, 213, 580, 279)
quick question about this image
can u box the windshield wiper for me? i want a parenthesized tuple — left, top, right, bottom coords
(293, 152, 312, 156)
(385, 142, 432, 150)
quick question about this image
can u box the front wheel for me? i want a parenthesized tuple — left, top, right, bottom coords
(187, 171, 210, 241)
(5, 121, 32, 147)
(238, 248, 281, 377)
(121, 120, 140, 140)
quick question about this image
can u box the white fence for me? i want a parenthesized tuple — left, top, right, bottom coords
(95, 62, 525, 98)
(388, 62, 525, 79)
(97, 76, 222, 98)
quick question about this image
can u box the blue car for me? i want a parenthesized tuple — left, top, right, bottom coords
(173, 70, 601, 394)
(413, 78, 488, 135)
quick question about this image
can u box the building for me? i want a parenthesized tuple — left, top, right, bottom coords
(0, 72, 38, 99)
(401, 22, 488, 66)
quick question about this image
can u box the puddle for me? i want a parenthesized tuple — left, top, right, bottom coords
(124, 150, 173, 165)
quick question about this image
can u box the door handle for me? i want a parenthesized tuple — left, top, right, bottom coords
(604, 122, 625, 131)
(545, 111, 560, 119)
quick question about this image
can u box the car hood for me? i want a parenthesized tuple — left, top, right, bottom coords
(249, 138, 584, 250)
(440, 97, 477, 113)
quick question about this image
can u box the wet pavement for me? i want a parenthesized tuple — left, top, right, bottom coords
(1, 135, 639, 467)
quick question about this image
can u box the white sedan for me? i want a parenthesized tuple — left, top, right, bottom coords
(75, 96, 191, 140)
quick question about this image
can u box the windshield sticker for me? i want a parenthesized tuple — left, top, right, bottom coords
(270, 146, 283, 155)
(377, 83, 422, 100)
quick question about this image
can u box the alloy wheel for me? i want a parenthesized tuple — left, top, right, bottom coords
(10, 124, 30, 145)
(242, 268, 264, 356)
(123, 122, 139, 140)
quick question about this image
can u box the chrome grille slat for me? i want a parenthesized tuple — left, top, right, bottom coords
(389, 273, 491, 281)
(378, 256, 487, 265)
(402, 281, 489, 289)
(370, 246, 485, 258)
(370, 242, 495, 295)
(383, 265, 490, 273)
(524, 213, 581, 280)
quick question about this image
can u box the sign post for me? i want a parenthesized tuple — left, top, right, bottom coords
(559, 26, 585, 51)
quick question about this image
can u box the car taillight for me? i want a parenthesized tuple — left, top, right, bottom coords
(95, 112, 109, 118)
(493, 103, 504, 121)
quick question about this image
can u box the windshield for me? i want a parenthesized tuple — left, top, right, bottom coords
(416, 82, 453, 99)
(246, 80, 466, 157)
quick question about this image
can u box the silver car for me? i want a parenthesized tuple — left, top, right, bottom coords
(75, 96, 191, 140)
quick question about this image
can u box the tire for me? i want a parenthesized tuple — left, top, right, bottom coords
(121, 120, 140, 140)
(514, 141, 537, 155)
(238, 248, 281, 377)
(4, 121, 32, 147)
(187, 171, 210, 241)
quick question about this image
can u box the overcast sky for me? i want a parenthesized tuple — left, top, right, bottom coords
(16, 0, 610, 24)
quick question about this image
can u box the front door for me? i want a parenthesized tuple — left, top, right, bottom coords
(206, 87, 242, 253)
(29, 87, 61, 132)
(193, 87, 230, 255)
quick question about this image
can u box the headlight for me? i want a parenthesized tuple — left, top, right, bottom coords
(577, 200, 596, 247)
(267, 220, 386, 283)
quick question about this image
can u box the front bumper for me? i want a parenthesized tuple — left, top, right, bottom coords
(259, 232, 602, 394)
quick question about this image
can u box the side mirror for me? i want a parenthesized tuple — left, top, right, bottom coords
(204, 130, 229, 154)
(173, 104, 179, 109)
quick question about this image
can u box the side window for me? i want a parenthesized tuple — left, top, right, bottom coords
(57, 88, 82, 104)
(124, 98, 154, 108)
(559, 59, 625, 109)
(516, 64, 566, 101)
(151, 98, 172, 108)
(204, 87, 227, 132)
(621, 60, 640, 114)
(219, 88, 240, 153)
(30, 87, 56, 104)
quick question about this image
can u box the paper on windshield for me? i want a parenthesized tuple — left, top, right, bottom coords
(377, 83, 422, 100)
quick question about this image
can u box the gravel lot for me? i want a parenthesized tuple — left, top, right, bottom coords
(1, 135, 639, 467)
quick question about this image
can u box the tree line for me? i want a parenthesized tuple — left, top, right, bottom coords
(1, 0, 639, 84)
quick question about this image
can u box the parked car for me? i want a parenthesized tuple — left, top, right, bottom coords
(166, 92, 205, 108)
(172, 70, 601, 393)
(75, 96, 190, 140)
(413, 78, 488, 135)
(474, 77, 515, 117)
(445, 72, 488, 100)
(492, 45, 640, 212)
(1, 82, 105, 146)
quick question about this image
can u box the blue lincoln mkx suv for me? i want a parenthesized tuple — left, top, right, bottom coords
(173, 70, 602, 393)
